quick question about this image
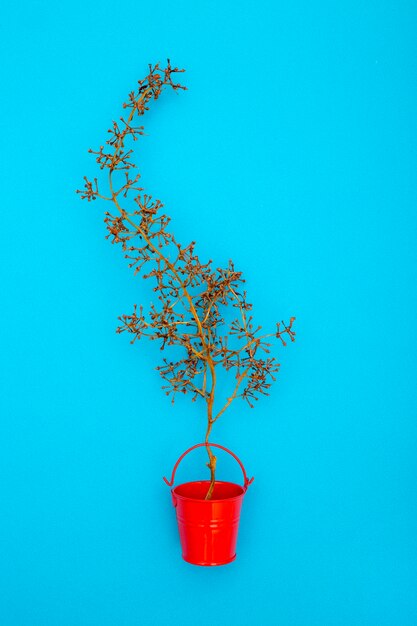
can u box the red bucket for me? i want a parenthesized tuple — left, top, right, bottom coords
(163, 443, 254, 566)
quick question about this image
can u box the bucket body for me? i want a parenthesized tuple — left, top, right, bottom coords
(172, 480, 245, 566)
(164, 443, 253, 567)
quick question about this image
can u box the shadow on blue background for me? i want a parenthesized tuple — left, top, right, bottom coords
(0, 1, 416, 624)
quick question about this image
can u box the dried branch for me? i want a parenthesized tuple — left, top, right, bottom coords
(77, 60, 295, 499)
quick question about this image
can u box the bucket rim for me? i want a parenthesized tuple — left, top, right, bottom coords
(172, 479, 246, 503)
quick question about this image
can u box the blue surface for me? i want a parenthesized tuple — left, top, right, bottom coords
(1, 1, 416, 624)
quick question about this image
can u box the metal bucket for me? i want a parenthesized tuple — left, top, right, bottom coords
(163, 443, 253, 566)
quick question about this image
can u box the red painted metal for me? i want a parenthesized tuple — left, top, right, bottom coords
(163, 443, 254, 566)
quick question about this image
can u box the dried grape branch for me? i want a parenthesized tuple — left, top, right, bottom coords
(77, 60, 295, 499)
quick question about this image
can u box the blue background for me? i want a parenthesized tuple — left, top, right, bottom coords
(1, 1, 416, 624)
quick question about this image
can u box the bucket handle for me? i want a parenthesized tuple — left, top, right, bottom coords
(163, 442, 254, 491)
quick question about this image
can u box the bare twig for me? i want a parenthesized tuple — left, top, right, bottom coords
(77, 60, 295, 499)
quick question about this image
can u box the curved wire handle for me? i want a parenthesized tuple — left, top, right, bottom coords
(163, 442, 254, 491)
